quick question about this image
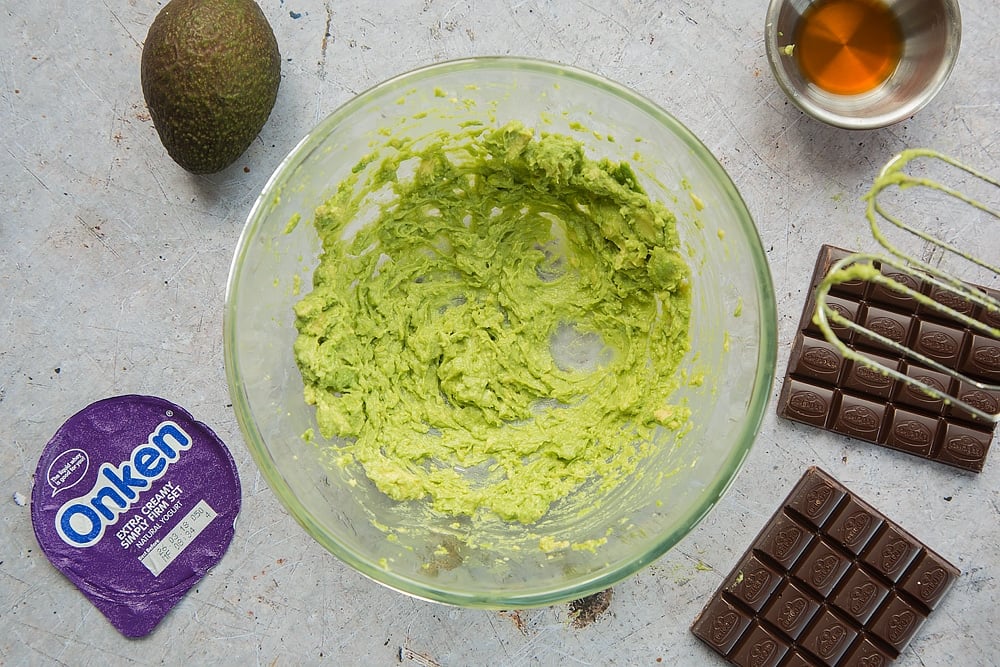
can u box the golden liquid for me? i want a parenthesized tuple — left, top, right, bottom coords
(795, 0, 903, 95)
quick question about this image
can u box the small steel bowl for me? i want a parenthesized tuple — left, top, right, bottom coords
(765, 0, 961, 129)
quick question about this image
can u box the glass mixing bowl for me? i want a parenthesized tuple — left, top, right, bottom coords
(224, 57, 776, 607)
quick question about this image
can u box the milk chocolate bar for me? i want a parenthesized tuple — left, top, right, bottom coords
(691, 467, 959, 666)
(777, 245, 999, 472)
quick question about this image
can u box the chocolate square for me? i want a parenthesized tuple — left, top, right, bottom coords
(823, 247, 869, 299)
(692, 596, 753, 654)
(786, 471, 846, 528)
(898, 550, 957, 610)
(728, 623, 789, 667)
(947, 379, 1000, 425)
(975, 287, 1000, 329)
(862, 525, 920, 582)
(912, 318, 966, 367)
(801, 606, 857, 666)
(936, 422, 992, 472)
(762, 579, 820, 640)
(869, 266, 922, 312)
(754, 511, 813, 570)
(962, 332, 1000, 381)
(779, 379, 836, 428)
(724, 553, 782, 612)
(885, 407, 939, 457)
(806, 294, 861, 343)
(921, 282, 976, 318)
(826, 497, 882, 556)
(830, 568, 890, 625)
(789, 334, 847, 385)
(859, 305, 913, 353)
(840, 636, 895, 666)
(779, 652, 815, 667)
(869, 594, 926, 651)
(832, 393, 886, 441)
(793, 539, 852, 598)
(896, 364, 953, 414)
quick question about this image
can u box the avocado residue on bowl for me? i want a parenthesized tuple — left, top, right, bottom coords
(292, 121, 692, 524)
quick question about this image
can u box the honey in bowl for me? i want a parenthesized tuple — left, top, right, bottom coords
(794, 0, 904, 95)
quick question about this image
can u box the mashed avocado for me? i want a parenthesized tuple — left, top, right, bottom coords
(293, 121, 692, 524)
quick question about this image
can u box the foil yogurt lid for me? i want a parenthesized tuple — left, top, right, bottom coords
(31, 395, 241, 637)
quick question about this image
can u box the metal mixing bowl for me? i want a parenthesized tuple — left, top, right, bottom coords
(765, 0, 961, 129)
(224, 57, 776, 607)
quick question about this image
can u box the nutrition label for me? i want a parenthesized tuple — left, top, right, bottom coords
(140, 500, 218, 577)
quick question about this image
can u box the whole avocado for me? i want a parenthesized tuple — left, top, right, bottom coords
(141, 0, 280, 174)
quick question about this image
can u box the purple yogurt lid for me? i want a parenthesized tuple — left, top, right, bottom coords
(31, 395, 241, 638)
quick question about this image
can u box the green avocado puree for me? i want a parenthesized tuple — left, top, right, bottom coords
(293, 121, 692, 524)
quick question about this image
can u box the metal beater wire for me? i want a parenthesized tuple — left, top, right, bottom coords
(814, 150, 1000, 424)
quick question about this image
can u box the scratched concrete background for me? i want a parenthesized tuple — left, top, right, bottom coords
(2, 0, 999, 665)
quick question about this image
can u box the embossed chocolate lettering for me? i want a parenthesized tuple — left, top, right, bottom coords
(854, 364, 891, 388)
(779, 597, 806, 629)
(860, 653, 885, 667)
(790, 391, 827, 418)
(743, 569, 771, 602)
(919, 330, 959, 356)
(812, 555, 839, 587)
(918, 567, 946, 600)
(750, 639, 776, 667)
(881, 539, 910, 573)
(841, 511, 871, 546)
(803, 347, 841, 373)
(869, 316, 906, 342)
(972, 344, 1000, 373)
(830, 301, 852, 322)
(773, 526, 802, 560)
(884, 272, 918, 292)
(804, 483, 833, 517)
(816, 624, 847, 657)
(850, 582, 877, 615)
(711, 611, 738, 644)
(894, 420, 932, 447)
(931, 286, 972, 312)
(945, 434, 986, 462)
(887, 610, 915, 643)
(842, 405, 880, 430)
(905, 374, 945, 400)
(959, 389, 998, 414)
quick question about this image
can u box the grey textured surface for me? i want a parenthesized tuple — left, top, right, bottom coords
(2, 1, 998, 665)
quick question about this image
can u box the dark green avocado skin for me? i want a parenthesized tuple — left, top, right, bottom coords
(141, 0, 281, 174)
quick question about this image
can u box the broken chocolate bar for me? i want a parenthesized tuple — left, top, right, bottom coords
(777, 244, 999, 472)
(691, 467, 959, 666)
